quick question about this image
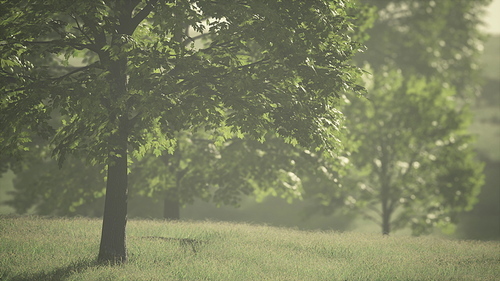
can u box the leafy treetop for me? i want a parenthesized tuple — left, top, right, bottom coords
(1, 0, 364, 164)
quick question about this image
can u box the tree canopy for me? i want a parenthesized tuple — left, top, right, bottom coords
(6, 127, 350, 223)
(343, 0, 489, 235)
(356, 0, 490, 97)
(339, 70, 483, 235)
(0, 0, 364, 263)
(304, 0, 489, 235)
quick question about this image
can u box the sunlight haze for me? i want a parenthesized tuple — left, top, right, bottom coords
(485, 0, 500, 34)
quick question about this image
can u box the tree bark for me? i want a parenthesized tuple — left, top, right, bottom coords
(379, 139, 393, 235)
(163, 197, 180, 220)
(98, 116, 129, 264)
(381, 203, 391, 235)
(380, 181, 392, 235)
(98, 54, 129, 263)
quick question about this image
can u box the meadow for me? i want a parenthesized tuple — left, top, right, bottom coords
(0, 215, 499, 280)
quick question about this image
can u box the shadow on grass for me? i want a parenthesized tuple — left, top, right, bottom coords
(141, 236, 206, 253)
(7, 259, 100, 281)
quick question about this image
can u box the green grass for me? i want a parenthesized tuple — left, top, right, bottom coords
(1, 216, 499, 281)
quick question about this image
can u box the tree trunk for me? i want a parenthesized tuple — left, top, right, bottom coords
(379, 140, 392, 235)
(163, 197, 180, 220)
(98, 117, 128, 264)
(380, 183, 392, 235)
(98, 54, 129, 263)
(382, 207, 391, 235)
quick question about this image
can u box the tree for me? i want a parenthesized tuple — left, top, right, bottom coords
(4, 143, 106, 217)
(129, 130, 220, 220)
(299, 0, 489, 235)
(6, 128, 349, 223)
(0, 0, 363, 263)
(314, 69, 484, 235)
(356, 0, 491, 97)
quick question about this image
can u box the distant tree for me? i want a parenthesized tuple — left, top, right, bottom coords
(129, 131, 219, 220)
(4, 144, 106, 217)
(356, 0, 491, 97)
(130, 132, 309, 219)
(6, 129, 349, 223)
(313, 70, 484, 235)
(0, 0, 363, 263)
(128, 130, 320, 220)
(300, 0, 489, 236)
(212, 132, 352, 205)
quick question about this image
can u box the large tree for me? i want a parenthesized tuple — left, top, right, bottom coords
(0, 0, 363, 263)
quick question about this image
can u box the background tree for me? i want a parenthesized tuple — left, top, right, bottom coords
(4, 143, 106, 217)
(0, 0, 363, 263)
(356, 0, 490, 97)
(303, 0, 490, 235)
(6, 128, 350, 224)
(130, 130, 221, 220)
(318, 70, 484, 235)
(457, 34, 500, 241)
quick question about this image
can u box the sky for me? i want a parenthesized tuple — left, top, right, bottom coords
(484, 0, 500, 34)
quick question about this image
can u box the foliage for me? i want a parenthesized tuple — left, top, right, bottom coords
(4, 143, 106, 217)
(315, 70, 484, 235)
(297, 0, 491, 236)
(0, 0, 363, 164)
(356, 0, 491, 97)
(1, 216, 499, 280)
(458, 34, 500, 241)
(6, 130, 350, 220)
(210, 133, 352, 206)
(0, 0, 365, 262)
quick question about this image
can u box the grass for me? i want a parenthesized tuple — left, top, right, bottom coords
(0, 216, 499, 281)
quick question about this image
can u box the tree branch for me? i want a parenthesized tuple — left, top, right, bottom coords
(126, 0, 158, 34)
(51, 62, 99, 82)
(181, 33, 210, 46)
(79, 12, 107, 48)
(388, 198, 398, 215)
(367, 204, 383, 216)
(2, 63, 99, 95)
(399, 146, 424, 180)
(20, 40, 98, 52)
(71, 14, 95, 45)
(237, 57, 270, 69)
(362, 211, 381, 225)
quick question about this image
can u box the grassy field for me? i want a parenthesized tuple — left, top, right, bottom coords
(0, 216, 499, 281)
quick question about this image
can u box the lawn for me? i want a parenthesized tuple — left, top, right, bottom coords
(0, 215, 498, 280)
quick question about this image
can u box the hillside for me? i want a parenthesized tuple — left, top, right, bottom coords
(1, 216, 499, 280)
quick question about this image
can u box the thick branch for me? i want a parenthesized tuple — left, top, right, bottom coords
(124, 0, 158, 34)
(71, 14, 95, 45)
